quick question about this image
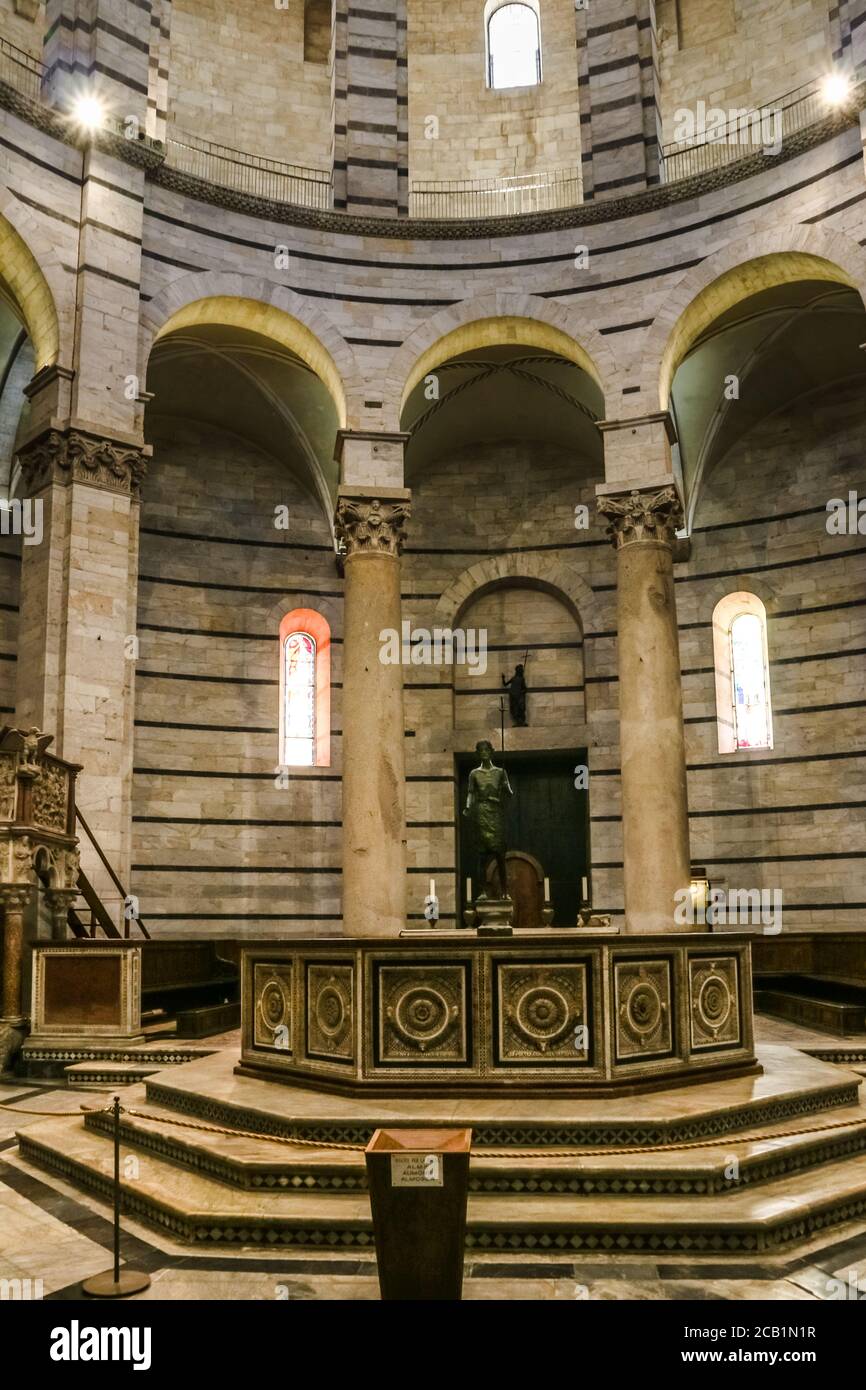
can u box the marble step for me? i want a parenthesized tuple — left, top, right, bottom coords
(16, 1114, 866, 1256)
(63, 1062, 165, 1089)
(80, 1097, 866, 1197)
(22, 1042, 217, 1084)
(141, 1043, 862, 1150)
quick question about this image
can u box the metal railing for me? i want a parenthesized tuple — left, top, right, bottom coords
(409, 166, 583, 219)
(76, 807, 150, 940)
(0, 44, 849, 218)
(660, 82, 824, 184)
(165, 131, 332, 210)
(0, 35, 44, 102)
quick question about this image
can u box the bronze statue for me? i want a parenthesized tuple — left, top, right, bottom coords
(502, 663, 528, 725)
(463, 740, 513, 899)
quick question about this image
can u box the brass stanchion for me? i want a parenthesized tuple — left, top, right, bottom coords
(82, 1096, 150, 1298)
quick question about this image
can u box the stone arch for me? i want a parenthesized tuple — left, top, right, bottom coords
(0, 192, 66, 371)
(696, 572, 782, 620)
(383, 292, 619, 431)
(641, 223, 866, 410)
(434, 551, 598, 636)
(139, 272, 365, 427)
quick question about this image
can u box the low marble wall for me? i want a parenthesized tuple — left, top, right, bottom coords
(238, 932, 756, 1096)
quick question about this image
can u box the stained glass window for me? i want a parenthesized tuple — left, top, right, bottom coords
(488, 3, 541, 90)
(730, 612, 771, 750)
(712, 592, 773, 755)
(283, 632, 316, 767)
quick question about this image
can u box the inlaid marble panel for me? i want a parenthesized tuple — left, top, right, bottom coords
(689, 955, 741, 1051)
(376, 962, 468, 1064)
(495, 961, 589, 1063)
(614, 959, 673, 1061)
(307, 963, 354, 1062)
(253, 963, 293, 1053)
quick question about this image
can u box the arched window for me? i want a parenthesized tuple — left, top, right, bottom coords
(712, 593, 773, 754)
(486, 2, 541, 90)
(279, 609, 331, 767)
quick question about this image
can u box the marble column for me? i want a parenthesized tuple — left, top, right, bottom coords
(1, 887, 31, 1021)
(45, 889, 77, 942)
(597, 485, 694, 934)
(335, 488, 411, 937)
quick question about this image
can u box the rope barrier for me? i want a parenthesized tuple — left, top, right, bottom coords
(6, 1100, 866, 1159)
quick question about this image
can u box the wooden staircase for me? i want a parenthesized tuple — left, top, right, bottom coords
(66, 808, 149, 940)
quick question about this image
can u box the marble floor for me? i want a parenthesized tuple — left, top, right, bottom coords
(2, 1014, 865, 1303)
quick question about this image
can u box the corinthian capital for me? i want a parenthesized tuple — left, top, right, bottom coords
(597, 486, 683, 549)
(17, 428, 148, 498)
(335, 492, 411, 558)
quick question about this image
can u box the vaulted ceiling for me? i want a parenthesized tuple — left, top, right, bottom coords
(671, 280, 866, 528)
(145, 323, 340, 516)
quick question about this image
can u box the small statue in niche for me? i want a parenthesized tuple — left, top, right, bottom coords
(501, 663, 528, 726)
(463, 740, 514, 899)
(0, 725, 52, 779)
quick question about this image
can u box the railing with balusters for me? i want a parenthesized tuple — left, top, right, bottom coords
(410, 166, 584, 219)
(659, 82, 824, 184)
(0, 37, 852, 219)
(164, 132, 332, 211)
(0, 35, 44, 102)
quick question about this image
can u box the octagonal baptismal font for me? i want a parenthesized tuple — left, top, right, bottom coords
(238, 933, 757, 1097)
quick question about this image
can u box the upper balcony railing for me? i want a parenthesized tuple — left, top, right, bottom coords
(165, 132, 332, 211)
(410, 167, 584, 219)
(0, 35, 43, 103)
(0, 42, 853, 221)
(659, 81, 823, 184)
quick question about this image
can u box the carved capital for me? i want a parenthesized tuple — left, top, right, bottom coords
(0, 885, 33, 913)
(17, 428, 148, 498)
(335, 493, 411, 558)
(597, 486, 683, 549)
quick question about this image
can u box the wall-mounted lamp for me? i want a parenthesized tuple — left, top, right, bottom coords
(821, 72, 851, 107)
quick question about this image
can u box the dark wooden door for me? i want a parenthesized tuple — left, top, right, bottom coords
(458, 752, 588, 928)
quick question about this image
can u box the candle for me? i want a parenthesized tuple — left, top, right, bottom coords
(543, 877, 550, 902)
(581, 876, 588, 903)
(429, 878, 435, 900)
(466, 877, 472, 901)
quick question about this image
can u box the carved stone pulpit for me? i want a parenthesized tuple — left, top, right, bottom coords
(0, 727, 81, 1033)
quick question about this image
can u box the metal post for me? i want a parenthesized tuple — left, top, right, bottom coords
(81, 1095, 151, 1298)
(113, 1094, 121, 1284)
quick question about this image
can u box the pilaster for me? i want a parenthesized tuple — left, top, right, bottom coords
(332, 0, 409, 217)
(575, 0, 662, 201)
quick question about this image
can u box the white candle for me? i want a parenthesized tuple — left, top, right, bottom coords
(543, 877, 550, 901)
(429, 878, 435, 899)
(466, 877, 472, 900)
(581, 876, 588, 902)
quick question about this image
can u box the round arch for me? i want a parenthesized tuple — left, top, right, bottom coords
(434, 551, 597, 635)
(642, 225, 866, 410)
(0, 195, 63, 371)
(384, 293, 617, 429)
(139, 273, 363, 427)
